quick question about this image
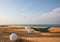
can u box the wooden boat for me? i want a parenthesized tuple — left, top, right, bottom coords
(32, 26, 51, 31)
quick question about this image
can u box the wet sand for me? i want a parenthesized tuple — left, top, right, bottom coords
(0, 26, 60, 42)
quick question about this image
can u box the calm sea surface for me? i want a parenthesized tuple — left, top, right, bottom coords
(9, 24, 60, 27)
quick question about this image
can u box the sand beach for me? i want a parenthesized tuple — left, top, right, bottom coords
(0, 25, 60, 42)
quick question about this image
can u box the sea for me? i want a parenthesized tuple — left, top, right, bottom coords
(8, 24, 60, 27)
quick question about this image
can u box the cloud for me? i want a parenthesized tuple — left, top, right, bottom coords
(0, 7, 60, 24)
(16, 7, 60, 24)
(33, 7, 60, 24)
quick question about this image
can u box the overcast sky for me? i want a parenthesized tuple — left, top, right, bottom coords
(0, 0, 60, 25)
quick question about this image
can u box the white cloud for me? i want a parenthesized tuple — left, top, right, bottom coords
(33, 7, 60, 24)
(0, 7, 60, 24)
(16, 7, 60, 24)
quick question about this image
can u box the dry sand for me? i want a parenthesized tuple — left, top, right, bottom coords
(0, 26, 60, 42)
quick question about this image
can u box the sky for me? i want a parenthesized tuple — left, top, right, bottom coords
(0, 0, 60, 25)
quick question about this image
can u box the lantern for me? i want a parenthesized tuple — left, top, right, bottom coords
(27, 27, 32, 34)
(10, 33, 17, 41)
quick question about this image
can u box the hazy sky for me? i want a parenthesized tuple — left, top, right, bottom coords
(0, 0, 60, 25)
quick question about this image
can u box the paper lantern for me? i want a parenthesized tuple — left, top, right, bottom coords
(27, 27, 32, 34)
(10, 33, 17, 41)
(27, 29, 32, 34)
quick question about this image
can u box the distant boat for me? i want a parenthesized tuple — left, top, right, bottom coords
(32, 26, 51, 31)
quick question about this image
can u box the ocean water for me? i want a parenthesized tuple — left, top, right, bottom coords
(9, 24, 60, 27)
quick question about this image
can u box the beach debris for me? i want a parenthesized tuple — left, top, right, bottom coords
(10, 33, 17, 41)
